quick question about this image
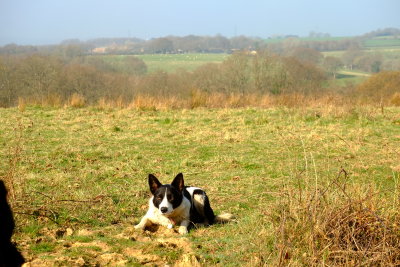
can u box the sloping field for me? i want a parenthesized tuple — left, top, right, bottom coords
(1, 106, 400, 265)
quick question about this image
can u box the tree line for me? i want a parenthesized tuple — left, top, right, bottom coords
(0, 51, 330, 107)
(3, 28, 398, 56)
(0, 35, 261, 56)
(1, 52, 399, 108)
(0, 35, 362, 56)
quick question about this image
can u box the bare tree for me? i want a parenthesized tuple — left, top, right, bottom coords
(323, 56, 343, 79)
(287, 47, 323, 65)
(16, 55, 62, 100)
(147, 38, 174, 54)
(0, 57, 17, 106)
(341, 48, 364, 70)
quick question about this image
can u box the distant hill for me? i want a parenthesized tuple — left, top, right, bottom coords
(0, 28, 399, 55)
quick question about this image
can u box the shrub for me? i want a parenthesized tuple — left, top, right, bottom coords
(390, 92, 400, 106)
(357, 71, 400, 103)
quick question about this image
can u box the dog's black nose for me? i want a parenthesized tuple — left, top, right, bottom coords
(160, 207, 168, 213)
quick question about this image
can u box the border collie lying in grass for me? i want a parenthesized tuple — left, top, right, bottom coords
(135, 173, 234, 234)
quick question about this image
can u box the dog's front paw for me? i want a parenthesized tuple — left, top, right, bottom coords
(178, 226, 188, 235)
(134, 224, 144, 231)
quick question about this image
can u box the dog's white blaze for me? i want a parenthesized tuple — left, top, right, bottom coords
(159, 188, 173, 214)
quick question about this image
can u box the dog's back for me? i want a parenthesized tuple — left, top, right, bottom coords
(185, 186, 235, 225)
(185, 187, 215, 225)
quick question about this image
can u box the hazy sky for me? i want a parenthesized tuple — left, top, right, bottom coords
(1, 0, 399, 45)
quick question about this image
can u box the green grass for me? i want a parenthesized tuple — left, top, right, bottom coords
(363, 37, 400, 49)
(330, 69, 371, 86)
(137, 53, 228, 72)
(326, 74, 367, 87)
(264, 36, 348, 44)
(93, 53, 227, 73)
(30, 243, 56, 254)
(2, 106, 400, 265)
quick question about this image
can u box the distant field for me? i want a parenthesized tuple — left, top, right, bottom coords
(264, 36, 400, 49)
(363, 37, 400, 49)
(97, 53, 228, 73)
(326, 69, 369, 86)
(324, 49, 400, 68)
(264, 36, 348, 44)
(96, 40, 399, 85)
(2, 106, 400, 265)
(137, 53, 228, 73)
(135, 38, 399, 74)
(89, 35, 400, 76)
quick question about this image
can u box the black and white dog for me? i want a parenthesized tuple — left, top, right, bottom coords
(135, 173, 233, 234)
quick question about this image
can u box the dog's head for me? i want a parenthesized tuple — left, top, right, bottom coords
(148, 173, 184, 215)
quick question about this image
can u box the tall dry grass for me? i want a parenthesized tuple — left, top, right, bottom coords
(270, 168, 400, 266)
(16, 95, 63, 108)
(13, 91, 399, 111)
(68, 93, 86, 108)
(18, 97, 26, 112)
(391, 92, 400, 106)
(125, 92, 359, 110)
(1, 121, 25, 205)
(97, 96, 127, 110)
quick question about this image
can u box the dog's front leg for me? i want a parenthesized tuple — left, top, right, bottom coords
(178, 220, 190, 235)
(134, 216, 150, 230)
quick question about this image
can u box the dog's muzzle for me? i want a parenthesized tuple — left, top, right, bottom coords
(160, 207, 168, 213)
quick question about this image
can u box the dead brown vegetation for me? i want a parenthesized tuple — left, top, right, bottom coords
(357, 71, 400, 103)
(272, 168, 400, 266)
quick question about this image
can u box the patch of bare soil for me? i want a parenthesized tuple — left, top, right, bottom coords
(21, 225, 201, 267)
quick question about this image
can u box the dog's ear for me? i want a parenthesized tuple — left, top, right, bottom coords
(148, 174, 162, 195)
(171, 173, 184, 192)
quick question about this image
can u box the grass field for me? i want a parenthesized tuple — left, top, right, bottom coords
(96, 53, 228, 73)
(136, 53, 228, 73)
(90, 34, 400, 77)
(363, 37, 400, 49)
(264, 36, 348, 44)
(2, 106, 400, 265)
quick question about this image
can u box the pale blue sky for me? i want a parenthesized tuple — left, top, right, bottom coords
(0, 0, 399, 45)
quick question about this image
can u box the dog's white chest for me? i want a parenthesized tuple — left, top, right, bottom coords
(146, 196, 190, 226)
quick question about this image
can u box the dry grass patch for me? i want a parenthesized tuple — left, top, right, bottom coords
(68, 93, 86, 108)
(271, 168, 400, 266)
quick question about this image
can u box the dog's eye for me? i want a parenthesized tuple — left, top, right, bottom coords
(156, 196, 163, 200)
(168, 194, 174, 201)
